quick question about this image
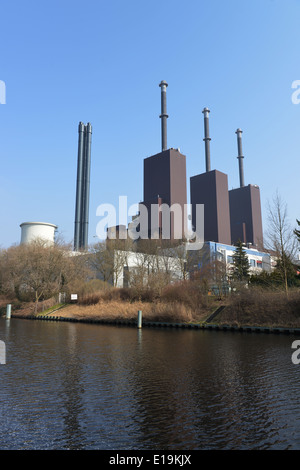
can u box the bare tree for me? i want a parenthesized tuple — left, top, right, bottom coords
(265, 191, 296, 295)
(0, 240, 91, 311)
(89, 239, 131, 287)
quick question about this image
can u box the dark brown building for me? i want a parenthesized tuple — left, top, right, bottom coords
(140, 148, 187, 240)
(229, 184, 263, 249)
(190, 169, 231, 245)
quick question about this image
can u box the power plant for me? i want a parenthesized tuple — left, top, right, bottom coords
(139, 81, 263, 249)
(17, 79, 270, 290)
(19, 80, 264, 261)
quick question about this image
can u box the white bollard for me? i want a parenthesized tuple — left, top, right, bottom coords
(6, 304, 11, 319)
(137, 310, 142, 328)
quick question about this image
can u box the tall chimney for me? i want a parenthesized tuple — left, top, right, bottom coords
(236, 128, 245, 187)
(74, 122, 85, 251)
(81, 122, 92, 250)
(202, 108, 211, 172)
(159, 80, 168, 151)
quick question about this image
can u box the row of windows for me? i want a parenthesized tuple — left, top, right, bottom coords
(227, 255, 262, 268)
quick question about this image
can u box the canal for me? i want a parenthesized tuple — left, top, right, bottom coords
(0, 317, 299, 450)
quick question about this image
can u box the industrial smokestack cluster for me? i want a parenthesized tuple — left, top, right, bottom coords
(74, 122, 92, 251)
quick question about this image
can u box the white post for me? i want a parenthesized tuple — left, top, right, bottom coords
(137, 310, 142, 328)
(6, 304, 11, 319)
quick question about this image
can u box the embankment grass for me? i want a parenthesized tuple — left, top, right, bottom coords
(52, 300, 200, 323)
(215, 287, 300, 328)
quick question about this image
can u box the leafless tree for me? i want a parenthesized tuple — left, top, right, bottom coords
(0, 239, 91, 312)
(265, 191, 296, 295)
(89, 239, 131, 287)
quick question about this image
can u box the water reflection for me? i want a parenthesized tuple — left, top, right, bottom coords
(0, 318, 299, 449)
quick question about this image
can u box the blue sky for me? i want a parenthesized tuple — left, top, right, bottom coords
(0, 0, 299, 248)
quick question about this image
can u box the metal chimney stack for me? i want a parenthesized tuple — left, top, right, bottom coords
(159, 80, 168, 151)
(74, 122, 92, 251)
(202, 108, 211, 172)
(236, 128, 245, 187)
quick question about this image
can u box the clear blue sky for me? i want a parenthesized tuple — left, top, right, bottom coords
(0, 0, 299, 248)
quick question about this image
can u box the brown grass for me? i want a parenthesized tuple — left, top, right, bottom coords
(45, 299, 203, 323)
(11, 283, 300, 328)
(216, 287, 300, 328)
(10, 280, 216, 323)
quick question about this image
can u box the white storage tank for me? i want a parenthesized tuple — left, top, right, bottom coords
(20, 222, 58, 245)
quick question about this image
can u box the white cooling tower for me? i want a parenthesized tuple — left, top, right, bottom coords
(20, 222, 58, 245)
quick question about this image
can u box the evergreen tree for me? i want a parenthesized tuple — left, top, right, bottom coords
(232, 240, 250, 282)
(294, 219, 300, 243)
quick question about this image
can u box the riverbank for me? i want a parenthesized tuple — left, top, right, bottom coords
(3, 287, 300, 330)
(7, 288, 300, 329)
(10, 299, 214, 324)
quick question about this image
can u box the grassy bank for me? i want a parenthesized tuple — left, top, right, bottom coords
(213, 288, 300, 328)
(4, 285, 300, 329)
(11, 299, 217, 324)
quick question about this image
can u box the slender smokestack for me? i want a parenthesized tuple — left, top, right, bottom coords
(74, 121, 85, 251)
(202, 107, 211, 172)
(159, 80, 168, 151)
(80, 123, 92, 250)
(236, 128, 245, 187)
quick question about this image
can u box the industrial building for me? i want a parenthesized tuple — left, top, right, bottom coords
(17, 79, 269, 293)
(103, 241, 271, 288)
(199, 241, 271, 274)
(100, 79, 269, 285)
(190, 109, 263, 250)
(139, 81, 187, 241)
(190, 108, 231, 245)
(228, 129, 263, 249)
(20, 222, 57, 245)
(103, 79, 264, 252)
(190, 168, 232, 245)
(64, 79, 271, 289)
(140, 148, 187, 239)
(112, 249, 184, 288)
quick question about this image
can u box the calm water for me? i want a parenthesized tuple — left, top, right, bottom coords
(0, 317, 300, 450)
